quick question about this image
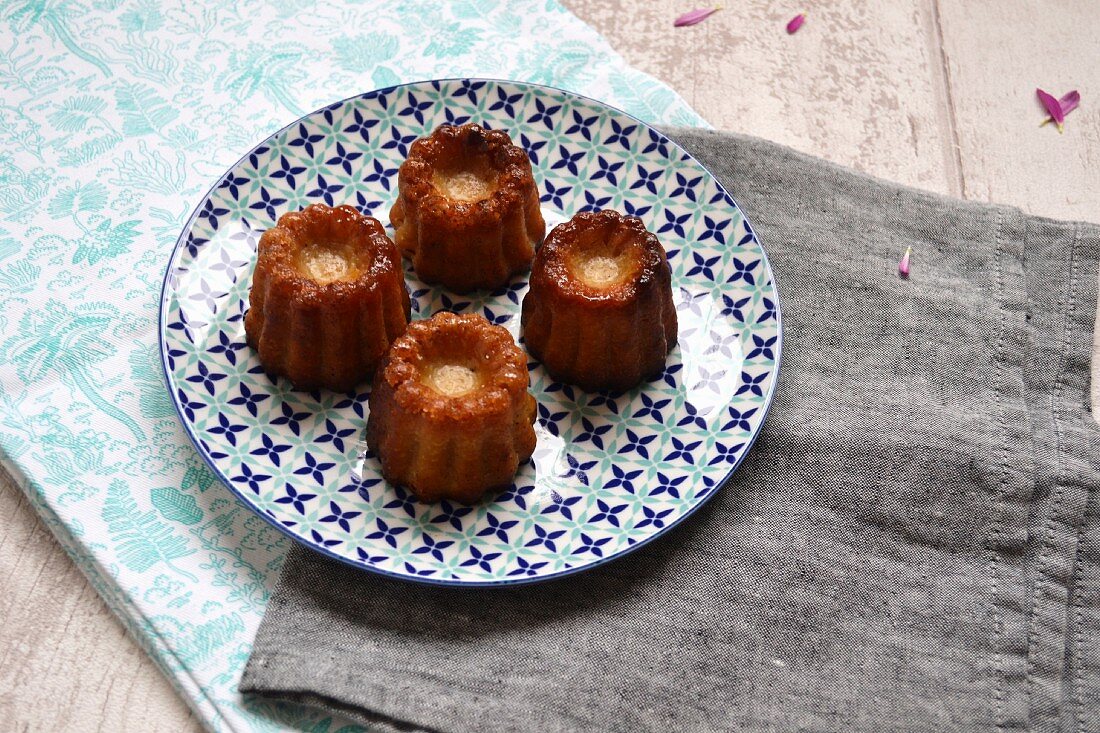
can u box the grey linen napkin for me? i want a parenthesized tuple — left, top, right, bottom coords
(240, 129, 1100, 732)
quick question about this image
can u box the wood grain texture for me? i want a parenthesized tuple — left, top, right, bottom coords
(571, 0, 961, 193)
(937, 0, 1099, 221)
(1, 1, 1097, 730)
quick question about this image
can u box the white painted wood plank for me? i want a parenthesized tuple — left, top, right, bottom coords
(936, 0, 1099, 223)
(567, 0, 959, 193)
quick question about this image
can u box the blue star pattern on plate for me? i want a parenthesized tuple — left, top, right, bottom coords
(161, 79, 781, 586)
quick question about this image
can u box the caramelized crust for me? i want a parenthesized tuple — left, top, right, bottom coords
(389, 123, 545, 293)
(245, 204, 411, 391)
(367, 312, 537, 503)
(521, 210, 677, 391)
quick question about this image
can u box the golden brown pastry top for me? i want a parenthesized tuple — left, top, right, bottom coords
(255, 203, 403, 308)
(396, 123, 537, 229)
(529, 209, 671, 304)
(375, 311, 530, 422)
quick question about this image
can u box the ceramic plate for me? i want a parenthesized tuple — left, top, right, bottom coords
(160, 78, 781, 586)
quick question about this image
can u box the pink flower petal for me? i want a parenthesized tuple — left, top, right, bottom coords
(786, 12, 806, 34)
(674, 7, 721, 27)
(898, 246, 912, 279)
(1036, 88, 1064, 126)
(1059, 90, 1081, 116)
(1039, 90, 1080, 130)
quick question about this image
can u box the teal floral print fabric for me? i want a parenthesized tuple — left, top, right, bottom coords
(0, 1, 703, 730)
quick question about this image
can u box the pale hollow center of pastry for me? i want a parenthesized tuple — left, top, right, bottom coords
(572, 249, 637, 289)
(296, 242, 362, 284)
(568, 226, 645, 289)
(426, 364, 479, 397)
(579, 256, 624, 286)
(432, 169, 498, 202)
(430, 148, 500, 203)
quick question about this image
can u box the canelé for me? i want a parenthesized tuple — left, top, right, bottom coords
(245, 203, 410, 391)
(366, 311, 537, 503)
(521, 210, 677, 391)
(389, 123, 545, 293)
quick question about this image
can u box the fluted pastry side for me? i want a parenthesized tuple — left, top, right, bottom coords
(521, 210, 677, 392)
(366, 312, 537, 503)
(245, 203, 411, 391)
(389, 123, 545, 293)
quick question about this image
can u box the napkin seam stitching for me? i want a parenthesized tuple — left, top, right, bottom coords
(989, 206, 1009, 733)
(1025, 218, 1081, 727)
(1071, 494, 1090, 733)
(1067, 222, 1088, 733)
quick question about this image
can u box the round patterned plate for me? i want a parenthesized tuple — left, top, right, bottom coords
(159, 78, 781, 586)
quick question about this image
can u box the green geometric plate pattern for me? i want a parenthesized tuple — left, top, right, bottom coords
(160, 79, 781, 586)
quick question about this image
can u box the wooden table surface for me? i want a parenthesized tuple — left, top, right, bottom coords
(2, 2, 1097, 730)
